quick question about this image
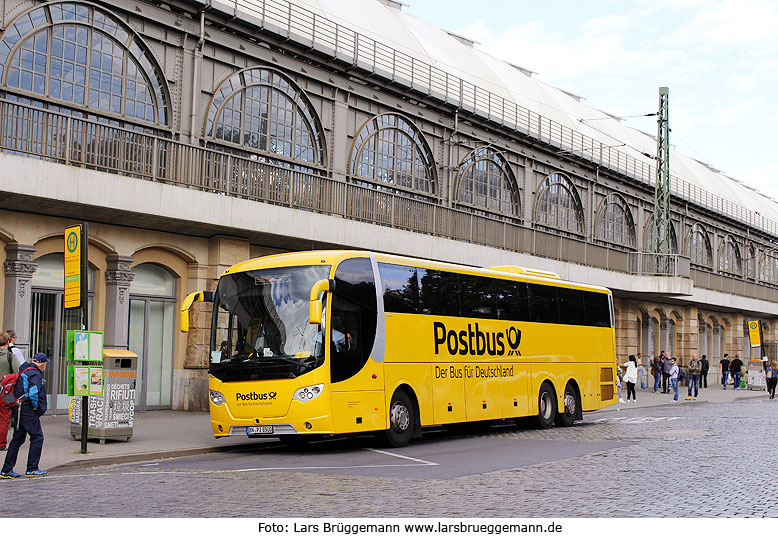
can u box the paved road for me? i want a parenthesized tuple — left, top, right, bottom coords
(9, 397, 778, 518)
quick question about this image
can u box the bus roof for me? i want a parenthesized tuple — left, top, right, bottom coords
(223, 250, 611, 295)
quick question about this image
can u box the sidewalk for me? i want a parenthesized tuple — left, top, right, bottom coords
(5, 383, 768, 473)
(609, 380, 766, 410)
(31, 410, 262, 473)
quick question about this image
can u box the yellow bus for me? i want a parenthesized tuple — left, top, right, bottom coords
(181, 250, 617, 447)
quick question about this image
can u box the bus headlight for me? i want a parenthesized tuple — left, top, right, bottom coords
(209, 390, 226, 406)
(293, 384, 324, 403)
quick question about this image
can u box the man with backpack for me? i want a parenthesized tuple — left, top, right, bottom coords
(0, 332, 19, 451)
(6, 330, 25, 368)
(1, 352, 49, 478)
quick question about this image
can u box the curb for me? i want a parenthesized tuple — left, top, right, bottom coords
(49, 442, 272, 473)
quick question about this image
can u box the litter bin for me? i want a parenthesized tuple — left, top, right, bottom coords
(71, 349, 137, 444)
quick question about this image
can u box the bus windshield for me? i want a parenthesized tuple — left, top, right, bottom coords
(210, 264, 331, 382)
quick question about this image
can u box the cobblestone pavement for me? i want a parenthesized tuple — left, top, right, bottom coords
(8, 397, 778, 518)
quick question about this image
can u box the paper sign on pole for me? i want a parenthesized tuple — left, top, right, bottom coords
(747, 320, 762, 348)
(64, 225, 81, 308)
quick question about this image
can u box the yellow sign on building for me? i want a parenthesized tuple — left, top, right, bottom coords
(747, 320, 762, 348)
(64, 225, 81, 308)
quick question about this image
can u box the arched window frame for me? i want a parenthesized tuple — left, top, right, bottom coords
(686, 223, 713, 268)
(745, 243, 757, 281)
(533, 172, 585, 235)
(350, 113, 436, 196)
(205, 66, 326, 169)
(718, 235, 742, 276)
(454, 147, 519, 217)
(759, 251, 778, 285)
(643, 214, 679, 253)
(593, 193, 636, 248)
(0, 1, 169, 129)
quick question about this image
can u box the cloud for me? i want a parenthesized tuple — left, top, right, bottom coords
(688, 0, 778, 45)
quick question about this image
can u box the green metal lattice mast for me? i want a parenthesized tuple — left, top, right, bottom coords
(653, 87, 671, 273)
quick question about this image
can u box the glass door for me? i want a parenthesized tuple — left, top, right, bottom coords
(29, 254, 94, 413)
(127, 263, 176, 409)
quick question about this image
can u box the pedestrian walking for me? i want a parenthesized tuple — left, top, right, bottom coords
(700, 354, 709, 388)
(0, 332, 19, 451)
(662, 352, 672, 393)
(617, 364, 624, 404)
(653, 355, 663, 393)
(731, 354, 743, 391)
(768, 360, 778, 400)
(637, 353, 646, 389)
(623, 355, 638, 404)
(0, 352, 49, 478)
(720, 354, 730, 389)
(669, 357, 680, 402)
(5, 330, 25, 369)
(686, 354, 701, 400)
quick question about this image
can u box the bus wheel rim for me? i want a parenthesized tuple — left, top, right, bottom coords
(540, 392, 553, 419)
(564, 392, 576, 415)
(391, 401, 410, 432)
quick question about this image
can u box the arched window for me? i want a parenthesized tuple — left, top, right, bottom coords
(351, 114, 435, 194)
(746, 243, 757, 280)
(759, 251, 778, 285)
(718, 235, 742, 275)
(456, 147, 518, 215)
(0, 2, 168, 127)
(594, 194, 635, 247)
(643, 214, 678, 253)
(686, 224, 712, 268)
(533, 173, 584, 234)
(206, 67, 325, 168)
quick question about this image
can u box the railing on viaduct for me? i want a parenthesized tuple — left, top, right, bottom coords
(10, 96, 778, 306)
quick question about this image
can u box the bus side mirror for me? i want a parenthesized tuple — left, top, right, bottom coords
(180, 290, 215, 333)
(308, 279, 331, 325)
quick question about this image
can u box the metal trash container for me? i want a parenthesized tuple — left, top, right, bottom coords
(71, 349, 137, 444)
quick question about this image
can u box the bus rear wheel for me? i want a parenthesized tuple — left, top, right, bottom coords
(534, 381, 556, 429)
(554, 383, 578, 427)
(376, 389, 414, 447)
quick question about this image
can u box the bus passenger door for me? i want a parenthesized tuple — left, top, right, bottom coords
(328, 258, 385, 433)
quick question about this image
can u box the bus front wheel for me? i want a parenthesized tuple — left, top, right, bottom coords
(377, 389, 414, 447)
(554, 383, 578, 427)
(534, 381, 556, 429)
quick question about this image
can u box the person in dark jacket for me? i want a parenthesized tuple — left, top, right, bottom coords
(730, 354, 744, 391)
(0, 352, 49, 478)
(700, 354, 709, 388)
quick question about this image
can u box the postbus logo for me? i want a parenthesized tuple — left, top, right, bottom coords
(236, 391, 277, 402)
(433, 322, 521, 357)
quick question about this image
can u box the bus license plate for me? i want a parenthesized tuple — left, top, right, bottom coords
(246, 426, 274, 435)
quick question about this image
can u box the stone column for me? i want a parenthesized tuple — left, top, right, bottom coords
(3, 244, 37, 359)
(103, 255, 134, 349)
(176, 236, 250, 411)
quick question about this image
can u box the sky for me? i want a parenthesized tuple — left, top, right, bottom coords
(403, 0, 778, 201)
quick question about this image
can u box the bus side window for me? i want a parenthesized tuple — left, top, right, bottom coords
(528, 283, 559, 324)
(459, 274, 497, 318)
(584, 291, 612, 327)
(418, 269, 460, 316)
(496, 280, 530, 322)
(557, 287, 586, 325)
(331, 258, 377, 383)
(378, 263, 418, 314)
